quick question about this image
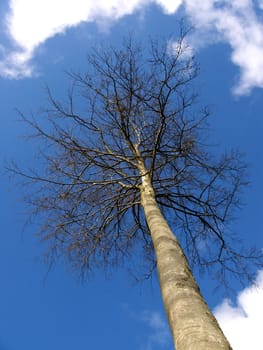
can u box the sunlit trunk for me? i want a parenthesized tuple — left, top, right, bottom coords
(140, 172, 232, 350)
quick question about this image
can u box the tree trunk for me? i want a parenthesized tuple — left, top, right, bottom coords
(140, 172, 232, 350)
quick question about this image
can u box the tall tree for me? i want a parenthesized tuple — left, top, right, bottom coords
(12, 32, 262, 349)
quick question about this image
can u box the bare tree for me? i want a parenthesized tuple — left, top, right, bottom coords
(11, 32, 263, 349)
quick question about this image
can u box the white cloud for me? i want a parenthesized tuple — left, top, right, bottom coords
(0, 0, 179, 79)
(6, 0, 150, 51)
(214, 270, 263, 350)
(183, 0, 263, 95)
(1, 0, 149, 78)
(1, 0, 263, 95)
(124, 270, 263, 349)
(141, 271, 263, 350)
(154, 0, 183, 14)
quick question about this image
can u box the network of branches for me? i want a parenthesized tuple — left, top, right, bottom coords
(12, 31, 263, 286)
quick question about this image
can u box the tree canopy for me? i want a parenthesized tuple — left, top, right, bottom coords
(11, 32, 262, 287)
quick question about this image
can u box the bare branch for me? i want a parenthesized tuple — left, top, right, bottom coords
(10, 32, 262, 288)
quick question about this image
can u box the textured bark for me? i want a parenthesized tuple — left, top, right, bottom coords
(140, 172, 232, 350)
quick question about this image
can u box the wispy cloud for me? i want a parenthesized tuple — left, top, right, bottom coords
(140, 310, 171, 350)
(1, 0, 263, 95)
(214, 269, 263, 350)
(122, 304, 172, 350)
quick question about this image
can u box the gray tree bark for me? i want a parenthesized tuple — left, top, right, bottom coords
(140, 171, 232, 350)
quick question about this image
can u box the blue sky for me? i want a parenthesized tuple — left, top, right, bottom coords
(1, 1, 263, 349)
